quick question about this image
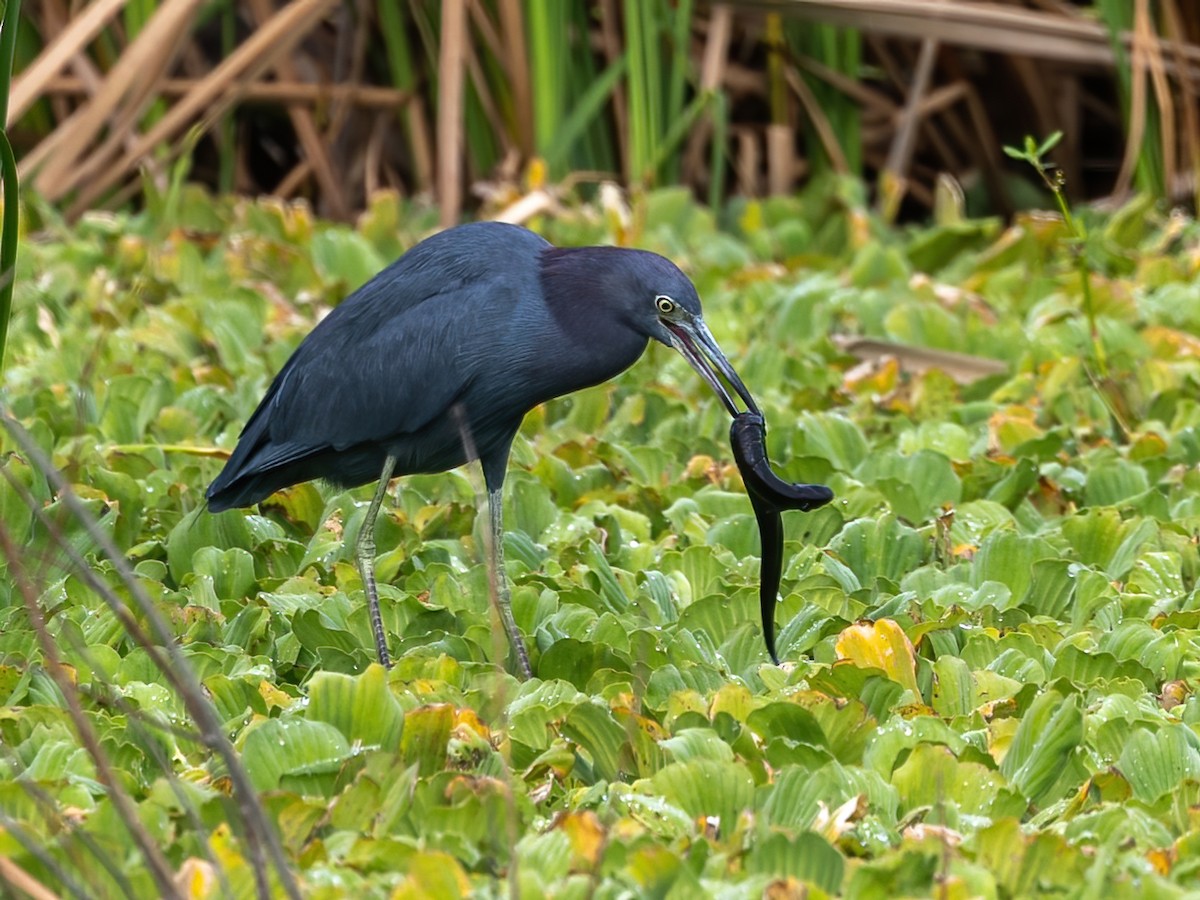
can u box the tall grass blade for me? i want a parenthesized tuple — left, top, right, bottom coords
(785, 18, 861, 177)
(650, 89, 711, 176)
(218, 0, 237, 194)
(498, 0, 533, 155)
(664, 0, 693, 183)
(0, 0, 20, 373)
(528, 0, 566, 172)
(708, 87, 728, 210)
(544, 55, 627, 173)
(624, 0, 650, 183)
(565, 2, 616, 174)
(379, 0, 433, 191)
(437, 0, 468, 225)
(1162, 0, 1200, 209)
(1098, 0, 1165, 198)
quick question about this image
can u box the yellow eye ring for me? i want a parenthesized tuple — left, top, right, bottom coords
(655, 295, 676, 314)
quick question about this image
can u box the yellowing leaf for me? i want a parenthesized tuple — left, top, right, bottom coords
(393, 851, 471, 900)
(627, 846, 682, 889)
(834, 620, 920, 697)
(1144, 325, 1200, 359)
(451, 707, 491, 741)
(554, 810, 606, 868)
(738, 200, 764, 235)
(1147, 848, 1174, 876)
(207, 824, 246, 879)
(709, 682, 754, 723)
(843, 355, 900, 397)
(175, 858, 216, 899)
(525, 157, 548, 191)
(988, 406, 1042, 454)
(684, 454, 717, 480)
(258, 680, 292, 710)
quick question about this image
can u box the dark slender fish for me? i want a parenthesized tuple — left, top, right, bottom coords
(730, 412, 834, 664)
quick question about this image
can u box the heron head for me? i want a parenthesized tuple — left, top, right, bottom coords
(539, 245, 761, 416)
(636, 254, 761, 417)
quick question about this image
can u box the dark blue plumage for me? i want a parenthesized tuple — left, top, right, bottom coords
(206, 221, 758, 675)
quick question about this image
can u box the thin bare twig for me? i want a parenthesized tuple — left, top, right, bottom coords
(497, 0, 533, 156)
(0, 849, 64, 900)
(0, 524, 184, 900)
(784, 66, 849, 174)
(8, 0, 130, 123)
(67, 0, 340, 217)
(437, 0, 468, 227)
(246, 0, 348, 219)
(0, 810, 91, 900)
(879, 37, 939, 219)
(23, 0, 204, 192)
(0, 409, 302, 900)
(42, 76, 412, 108)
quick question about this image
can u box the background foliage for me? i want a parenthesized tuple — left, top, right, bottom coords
(3, 180, 1200, 895)
(9, 0, 1200, 225)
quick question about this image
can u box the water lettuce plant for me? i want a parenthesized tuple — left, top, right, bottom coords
(2, 182, 1200, 896)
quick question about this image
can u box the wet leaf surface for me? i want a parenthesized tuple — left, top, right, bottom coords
(4, 185, 1200, 895)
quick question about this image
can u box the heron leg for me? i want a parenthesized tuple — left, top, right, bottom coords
(487, 487, 532, 678)
(357, 454, 397, 668)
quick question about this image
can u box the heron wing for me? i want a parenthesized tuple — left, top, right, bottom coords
(208, 223, 549, 505)
(260, 294, 487, 450)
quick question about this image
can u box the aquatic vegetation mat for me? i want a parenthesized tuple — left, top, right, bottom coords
(3, 184, 1200, 896)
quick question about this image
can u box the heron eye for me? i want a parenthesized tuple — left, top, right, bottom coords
(655, 295, 676, 314)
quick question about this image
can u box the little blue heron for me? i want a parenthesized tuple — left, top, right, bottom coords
(206, 221, 759, 677)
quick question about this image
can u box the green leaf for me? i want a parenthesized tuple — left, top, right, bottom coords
(584, 540, 631, 613)
(863, 715, 966, 778)
(166, 508, 254, 583)
(746, 702, 831, 751)
(310, 227, 387, 290)
(893, 743, 1020, 820)
(291, 608, 367, 670)
(1118, 725, 1200, 804)
(830, 514, 927, 586)
(562, 702, 627, 783)
(746, 831, 844, 893)
(306, 664, 405, 751)
(986, 458, 1039, 508)
(857, 449, 961, 524)
(241, 718, 352, 793)
(1084, 462, 1150, 506)
(507, 680, 586, 751)
(971, 531, 1054, 607)
(1126, 551, 1184, 611)
(647, 759, 755, 835)
(538, 638, 632, 688)
(1050, 643, 1156, 691)
(999, 690, 1083, 804)
(204, 674, 269, 727)
(792, 412, 869, 472)
(763, 761, 900, 830)
(931, 655, 974, 718)
(191, 546, 257, 601)
(659, 728, 734, 763)
(1037, 130, 1064, 156)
